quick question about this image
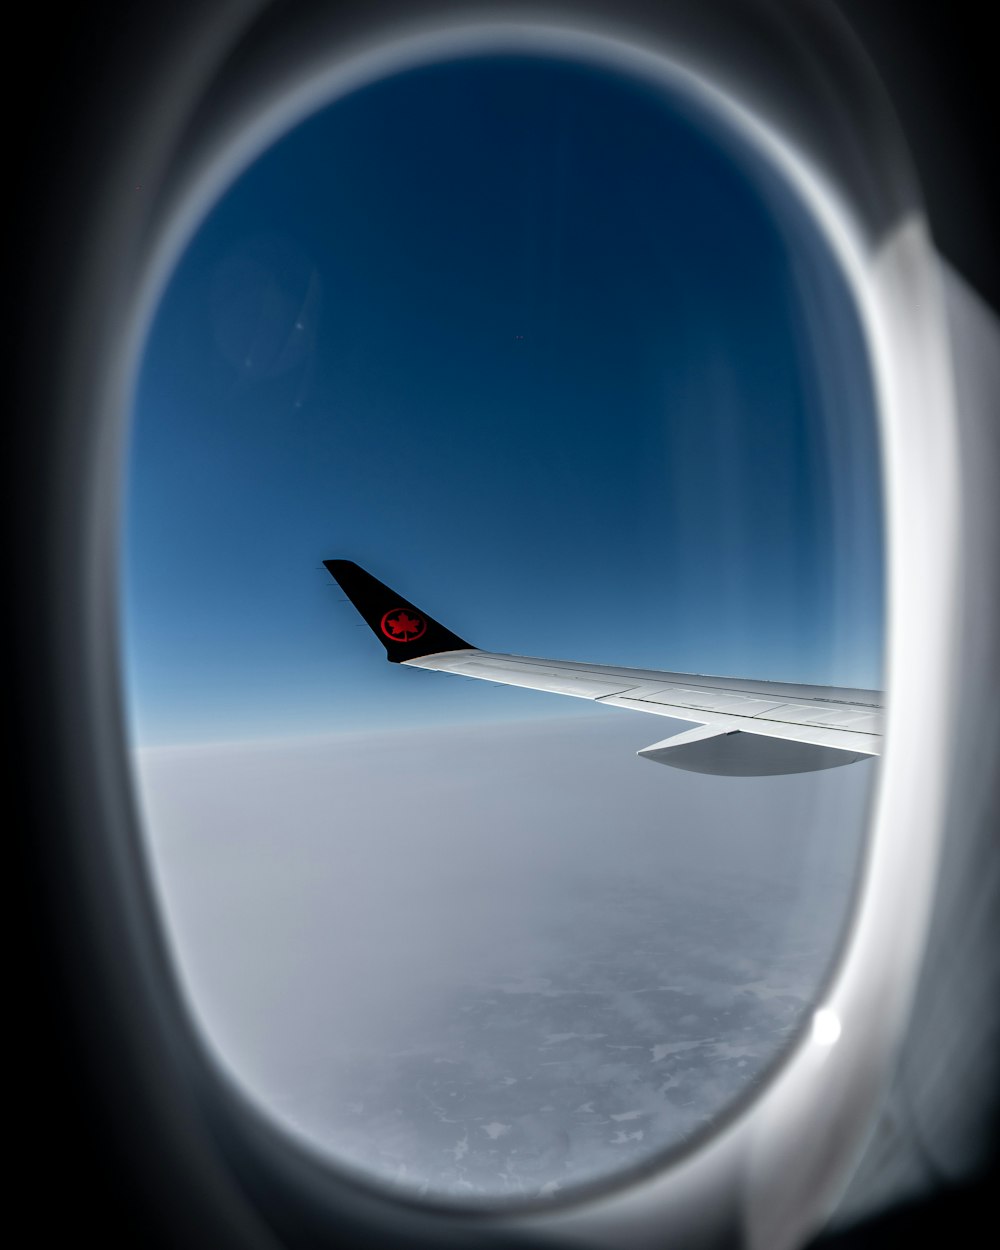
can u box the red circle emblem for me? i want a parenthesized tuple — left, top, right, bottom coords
(380, 608, 427, 643)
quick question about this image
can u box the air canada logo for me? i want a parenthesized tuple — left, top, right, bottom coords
(380, 608, 427, 643)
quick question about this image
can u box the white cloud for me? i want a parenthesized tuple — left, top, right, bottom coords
(132, 715, 873, 1199)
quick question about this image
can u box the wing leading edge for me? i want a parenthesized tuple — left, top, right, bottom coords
(324, 559, 882, 776)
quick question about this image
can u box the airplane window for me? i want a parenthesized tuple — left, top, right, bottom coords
(123, 51, 883, 1204)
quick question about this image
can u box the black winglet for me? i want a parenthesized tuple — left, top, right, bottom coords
(324, 559, 475, 662)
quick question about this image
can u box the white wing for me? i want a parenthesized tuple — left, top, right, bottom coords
(407, 650, 881, 775)
(324, 559, 882, 776)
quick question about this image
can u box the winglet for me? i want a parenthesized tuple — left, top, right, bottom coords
(324, 559, 475, 663)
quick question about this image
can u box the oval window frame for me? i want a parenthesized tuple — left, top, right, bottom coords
(38, 4, 962, 1248)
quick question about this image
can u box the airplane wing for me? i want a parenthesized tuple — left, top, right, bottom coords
(324, 559, 883, 776)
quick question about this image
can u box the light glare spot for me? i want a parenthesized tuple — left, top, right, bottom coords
(812, 1008, 842, 1046)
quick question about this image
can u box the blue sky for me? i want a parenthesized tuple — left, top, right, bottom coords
(123, 52, 883, 747)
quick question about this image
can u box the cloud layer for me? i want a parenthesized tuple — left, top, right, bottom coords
(134, 710, 874, 1199)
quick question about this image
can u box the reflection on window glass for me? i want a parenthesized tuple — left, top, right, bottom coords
(124, 53, 883, 1202)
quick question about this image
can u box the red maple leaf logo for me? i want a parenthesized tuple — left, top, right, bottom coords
(380, 609, 427, 642)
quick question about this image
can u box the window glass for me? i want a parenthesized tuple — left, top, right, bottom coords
(124, 53, 883, 1202)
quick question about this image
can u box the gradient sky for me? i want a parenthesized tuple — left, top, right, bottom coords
(123, 52, 884, 747)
